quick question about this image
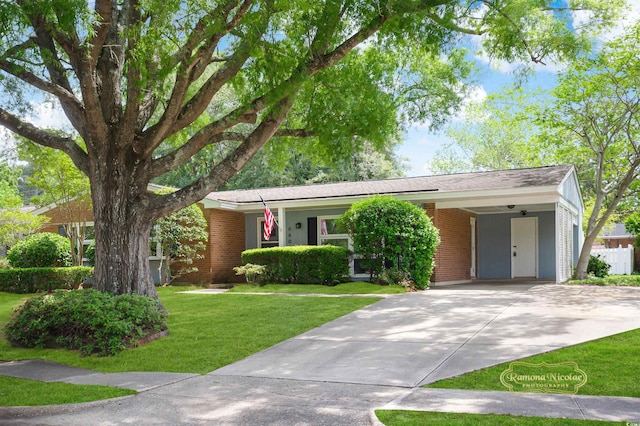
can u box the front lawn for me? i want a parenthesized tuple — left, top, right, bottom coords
(425, 328, 640, 398)
(0, 286, 379, 374)
(227, 281, 407, 294)
(0, 376, 135, 406)
(567, 274, 640, 286)
(375, 410, 623, 425)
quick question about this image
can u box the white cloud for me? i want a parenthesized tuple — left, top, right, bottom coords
(26, 99, 72, 131)
(453, 85, 487, 121)
(599, 2, 640, 41)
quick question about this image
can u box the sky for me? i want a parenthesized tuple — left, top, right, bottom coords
(399, 2, 640, 177)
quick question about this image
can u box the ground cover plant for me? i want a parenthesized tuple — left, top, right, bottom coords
(425, 328, 640, 398)
(375, 410, 623, 425)
(227, 282, 407, 294)
(0, 376, 135, 406)
(0, 287, 378, 374)
(3, 289, 168, 356)
(567, 274, 640, 286)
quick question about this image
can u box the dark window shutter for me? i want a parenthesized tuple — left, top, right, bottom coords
(307, 217, 317, 245)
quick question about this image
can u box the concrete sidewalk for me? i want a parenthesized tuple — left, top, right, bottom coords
(2, 283, 640, 424)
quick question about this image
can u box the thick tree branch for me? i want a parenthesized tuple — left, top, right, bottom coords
(148, 95, 296, 218)
(274, 129, 316, 138)
(150, 111, 256, 179)
(0, 107, 89, 175)
(0, 59, 84, 127)
(137, 0, 257, 156)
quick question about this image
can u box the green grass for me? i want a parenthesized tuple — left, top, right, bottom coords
(0, 287, 379, 374)
(0, 376, 135, 406)
(226, 281, 407, 294)
(425, 328, 640, 398)
(567, 274, 640, 286)
(375, 410, 623, 425)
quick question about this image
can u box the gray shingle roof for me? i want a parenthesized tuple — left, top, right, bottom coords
(205, 165, 573, 204)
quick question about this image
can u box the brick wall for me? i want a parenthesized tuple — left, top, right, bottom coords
(39, 200, 94, 234)
(425, 204, 477, 283)
(190, 208, 246, 284)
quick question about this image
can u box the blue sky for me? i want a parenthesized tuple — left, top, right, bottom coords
(398, 63, 558, 177)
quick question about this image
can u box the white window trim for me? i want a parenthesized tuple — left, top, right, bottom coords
(317, 215, 368, 279)
(257, 216, 279, 248)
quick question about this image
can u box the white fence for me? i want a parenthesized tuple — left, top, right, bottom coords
(591, 245, 635, 275)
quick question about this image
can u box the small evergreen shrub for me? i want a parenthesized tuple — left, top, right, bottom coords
(3, 289, 168, 356)
(7, 233, 72, 268)
(241, 245, 349, 285)
(337, 196, 440, 289)
(233, 263, 267, 284)
(587, 255, 611, 278)
(0, 266, 94, 293)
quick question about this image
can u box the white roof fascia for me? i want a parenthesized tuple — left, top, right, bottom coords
(31, 202, 61, 216)
(559, 166, 585, 212)
(202, 185, 563, 213)
(436, 193, 560, 210)
(558, 197, 580, 216)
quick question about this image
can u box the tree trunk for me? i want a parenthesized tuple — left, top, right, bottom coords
(89, 150, 158, 298)
(574, 230, 600, 280)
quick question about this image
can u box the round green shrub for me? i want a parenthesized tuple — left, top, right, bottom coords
(7, 232, 72, 268)
(3, 289, 168, 356)
(337, 196, 440, 289)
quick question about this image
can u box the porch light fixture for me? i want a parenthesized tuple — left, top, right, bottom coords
(520, 210, 527, 216)
(295, 222, 302, 229)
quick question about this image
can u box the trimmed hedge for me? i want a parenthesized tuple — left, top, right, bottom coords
(0, 267, 94, 293)
(3, 289, 167, 356)
(241, 245, 349, 285)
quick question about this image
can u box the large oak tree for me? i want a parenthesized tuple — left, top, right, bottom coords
(0, 0, 619, 296)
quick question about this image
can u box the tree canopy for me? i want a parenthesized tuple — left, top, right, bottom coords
(0, 0, 621, 296)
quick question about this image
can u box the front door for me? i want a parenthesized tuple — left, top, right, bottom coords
(511, 217, 537, 278)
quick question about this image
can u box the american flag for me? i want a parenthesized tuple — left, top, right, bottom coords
(263, 203, 275, 241)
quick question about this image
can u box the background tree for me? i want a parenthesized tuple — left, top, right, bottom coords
(0, 160, 48, 250)
(338, 196, 439, 289)
(18, 141, 92, 267)
(428, 91, 555, 174)
(625, 212, 640, 247)
(0, 180, 48, 250)
(0, 0, 619, 297)
(541, 23, 640, 279)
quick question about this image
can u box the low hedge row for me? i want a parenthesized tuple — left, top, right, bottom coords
(241, 245, 350, 285)
(0, 267, 94, 293)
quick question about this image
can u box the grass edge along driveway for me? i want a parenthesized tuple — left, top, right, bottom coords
(0, 286, 380, 406)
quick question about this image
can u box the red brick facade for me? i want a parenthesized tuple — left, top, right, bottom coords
(38, 201, 247, 284)
(425, 204, 477, 283)
(39, 200, 94, 234)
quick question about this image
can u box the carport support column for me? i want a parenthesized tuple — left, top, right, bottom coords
(424, 203, 439, 283)
(278, 207, 286, 247)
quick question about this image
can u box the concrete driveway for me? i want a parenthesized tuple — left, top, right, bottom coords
(211, 283, 640, 387)
(3, 283, 640, 425)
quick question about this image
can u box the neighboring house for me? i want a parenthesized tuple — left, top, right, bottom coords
(599, 223, 636, 249)
(32, 165, 585, 285)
